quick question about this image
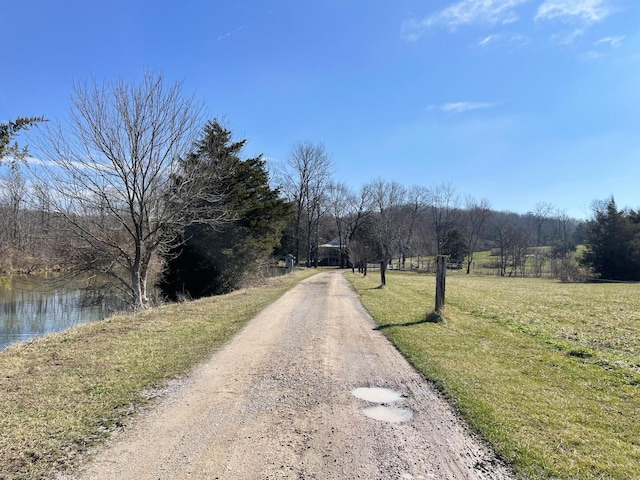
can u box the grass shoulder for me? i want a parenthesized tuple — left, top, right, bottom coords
(0, 268, 319, 480)
(345, 270, 640, 480)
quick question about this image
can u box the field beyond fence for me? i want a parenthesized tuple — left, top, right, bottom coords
(346, 270, 640, 480)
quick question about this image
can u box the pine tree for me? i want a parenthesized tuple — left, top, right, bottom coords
(580, 198, 640, 281)
(161, 120, 292, 298)
(0, 117, 44, 161)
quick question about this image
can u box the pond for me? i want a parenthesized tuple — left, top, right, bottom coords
(0, 274, 126, 351)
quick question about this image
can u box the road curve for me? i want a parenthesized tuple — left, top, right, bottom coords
(66, 271, 514, 480)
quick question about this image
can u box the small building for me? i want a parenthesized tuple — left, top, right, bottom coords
(285, 254, 296, 272)
(318, 236, 349, 267)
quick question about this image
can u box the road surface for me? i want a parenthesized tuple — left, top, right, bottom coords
(65, 271, 514, 480)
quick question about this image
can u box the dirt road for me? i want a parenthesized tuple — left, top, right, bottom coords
(68, 271, 514, 479)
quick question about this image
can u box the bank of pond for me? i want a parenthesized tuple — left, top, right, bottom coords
(0, 274, 125, 351)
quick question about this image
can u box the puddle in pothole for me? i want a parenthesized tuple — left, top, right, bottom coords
(362, 405, 413, 423)
(351, 387, 404, 403)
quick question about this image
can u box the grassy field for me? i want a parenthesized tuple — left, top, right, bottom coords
(0, 268, 319, 480)
(345, 271, 640, 480)
(400, 247, 586, 278)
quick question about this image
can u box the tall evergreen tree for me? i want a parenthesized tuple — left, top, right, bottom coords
(580, 198, 640, 281)
(442, 229, 468, 267)
(0, 116, 44, 161)
(161, 120, 292, 298)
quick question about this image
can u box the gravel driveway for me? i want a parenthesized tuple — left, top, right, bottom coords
(67, 271, 515, 480)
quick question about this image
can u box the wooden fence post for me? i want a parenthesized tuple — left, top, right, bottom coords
(435, 255, 448, 314)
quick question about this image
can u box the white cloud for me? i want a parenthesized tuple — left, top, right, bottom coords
(401, 0, 530, 41)
(583, 35, 625, 58)
(478, 34, 500, 46)
(477, 33, 530, 47)
(538, 1, 620, 46)
(23, 155, 109, 172)
(216, 9, 272, 41)
(440, 102, 495, 113)
(536, 0, 615, 24)
(508, 33, 530, 45)
(594, 35, 624, 47)
(217, 23, 248, 41)
(550, 28, 586, 45)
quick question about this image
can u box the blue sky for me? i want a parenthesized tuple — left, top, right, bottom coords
(2, 0, 638, 219)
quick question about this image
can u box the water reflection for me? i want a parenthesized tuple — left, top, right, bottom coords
(0, 275, 125, 351)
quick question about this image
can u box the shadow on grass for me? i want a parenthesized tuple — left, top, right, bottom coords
(374, 311, 443, 331)
(362, 285, 385, 291)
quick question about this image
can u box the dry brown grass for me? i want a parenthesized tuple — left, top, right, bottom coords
(0, 268, 319, 479)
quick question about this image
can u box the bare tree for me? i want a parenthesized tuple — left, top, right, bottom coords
(507, 226, 531, 277)
(530, 202, 554, 247)
(347, 184, 373, 272)
(327, 182, 371, 269)
(462, 196, 492, 274)
(398, 185, 428, 269)
(32, 179, 53, 238)
(31, 73, 225, 310)
(1, 163, 27, 247)
(492, 212, 514, 277)
(427, 182, 460, 255)
(552, 208, 572, 243)
(367, 179, 407, 286)
(413, 219, 437, 271)
(0, 165, 61, 270)
(491, 212, 530, 277)
(327, 182, 351, 268)
(280, 141, 333, 267)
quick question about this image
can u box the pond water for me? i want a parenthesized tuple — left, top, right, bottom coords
(0, 275, 125, 351)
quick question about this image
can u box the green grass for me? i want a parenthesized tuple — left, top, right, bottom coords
(345, 271, 640, 480)
(402, 247, 586, 278)
(0, 268, 319, 480)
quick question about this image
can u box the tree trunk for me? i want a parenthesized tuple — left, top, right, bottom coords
(132, 241, 147, 310)
(294, 231, 300, 267)
(306, 216, 313, 267)
(380, 260, 386, 286)
(132, 267, 145, 311)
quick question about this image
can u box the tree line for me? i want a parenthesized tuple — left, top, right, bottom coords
(277, 148, 587, 285)
(280, 157, 637, 283)
(1, 73, 636, 312)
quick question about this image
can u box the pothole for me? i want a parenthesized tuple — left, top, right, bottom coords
(351, 387, 403, 403)
(351, 387, 413, 423)
(362, 405, 413, 423)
